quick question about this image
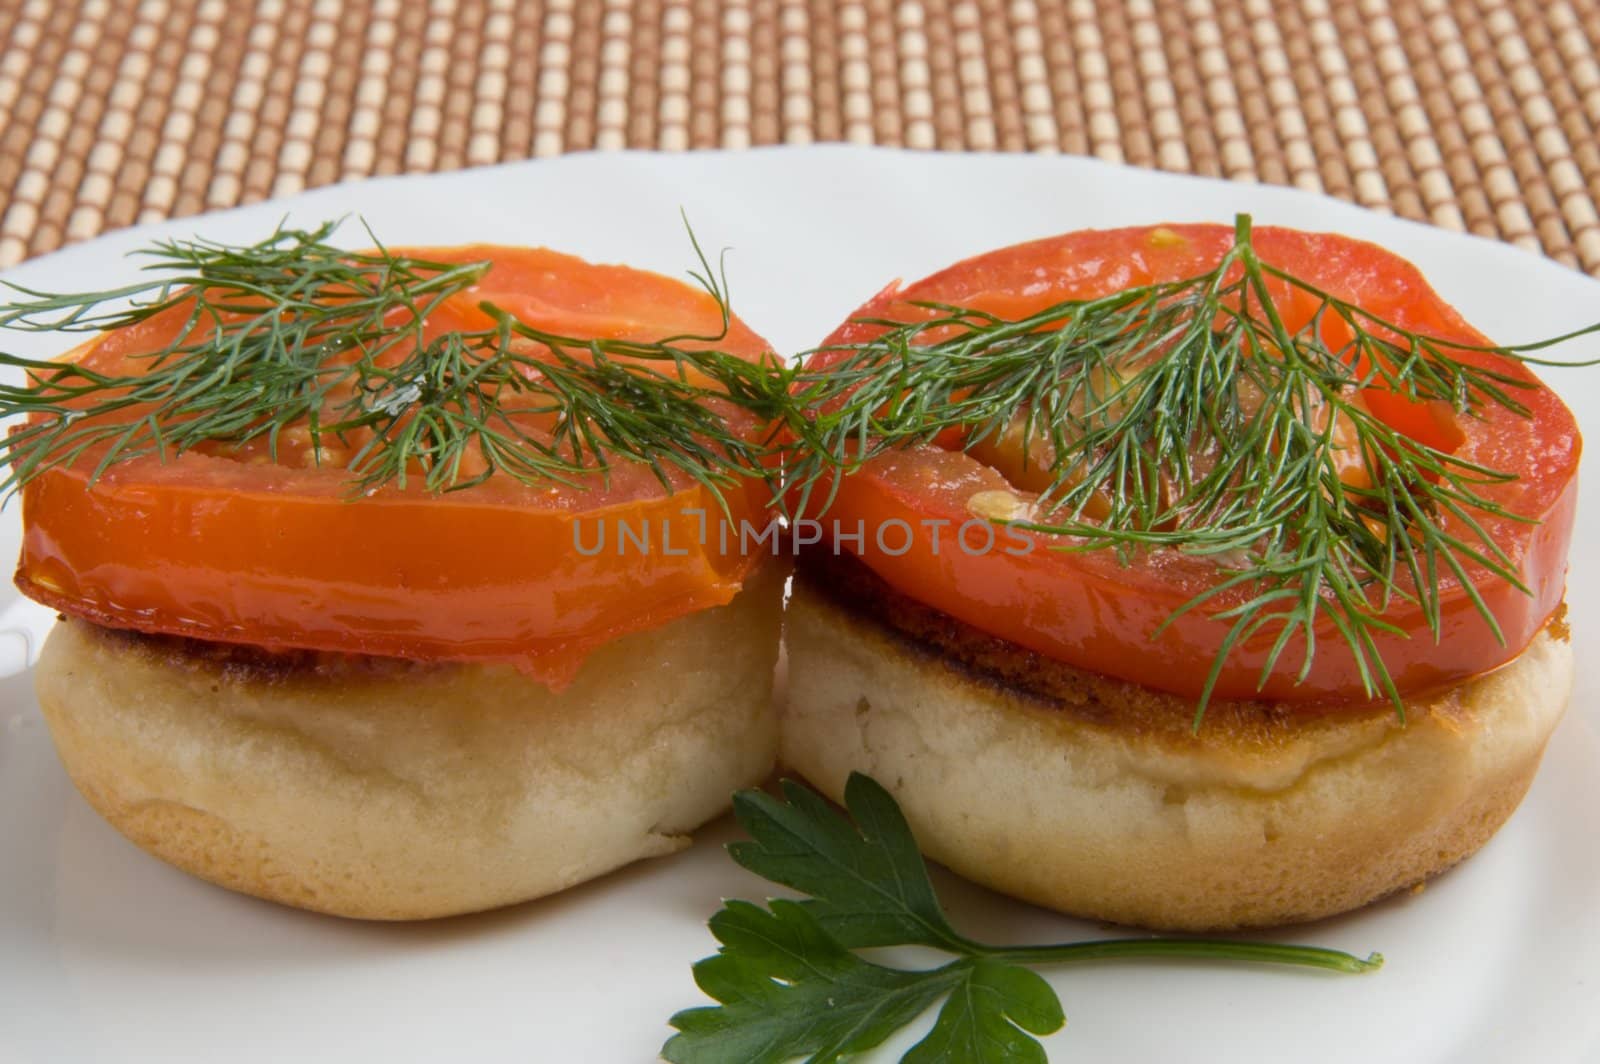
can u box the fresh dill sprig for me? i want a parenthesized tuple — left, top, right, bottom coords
(784, 215, 1600, 719)
(0, 219, 791, 508)
(334, 309, 793, 505)
(0, 220, 486, 490)
(6, 214, 1592, 716)
(664, 773, 1381, 1064)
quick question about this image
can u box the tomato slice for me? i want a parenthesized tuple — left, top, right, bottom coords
(803, 225, 1581, 704)
(14, 246, 775, 688)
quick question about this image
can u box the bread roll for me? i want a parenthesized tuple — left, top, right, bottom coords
(35, 560, 787, 920)
(779, 554, 1571, 930)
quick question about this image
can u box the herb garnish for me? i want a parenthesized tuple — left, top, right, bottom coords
(664, 773, 1380, 1063)
(0, 220, 790, 507)
(5, 215, 1595, 717)
(782, 216, 1599, 719)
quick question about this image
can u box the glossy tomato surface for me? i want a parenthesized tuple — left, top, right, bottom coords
(15, 246, 774, 687)
(804, 225, 1581, 704)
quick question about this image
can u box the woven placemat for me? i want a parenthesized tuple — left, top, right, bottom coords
(1, 0, 1598, 273)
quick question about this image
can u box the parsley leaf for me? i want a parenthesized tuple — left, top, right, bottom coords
(664, 900, 959, 1064)
(728, 775, 969, 951)
(902, 960, 1063, 1064)
(664, 773, 1382, 1064)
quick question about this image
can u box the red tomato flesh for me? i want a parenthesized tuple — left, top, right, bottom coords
(15, 246, 774, 688)
(803, 225, 1580, 705)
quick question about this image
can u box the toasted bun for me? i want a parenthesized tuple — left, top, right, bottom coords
(34, 561, 786, 920)
(780, 553, 1572, 930)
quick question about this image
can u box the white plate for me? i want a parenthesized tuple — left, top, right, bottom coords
(3, 146, 1599, 1064)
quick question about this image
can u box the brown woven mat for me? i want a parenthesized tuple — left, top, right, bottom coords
(2, 0, 1598, 274)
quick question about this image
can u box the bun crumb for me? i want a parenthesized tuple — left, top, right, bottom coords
(35, 562, 787, 920)
(780, 559, 1571, 930)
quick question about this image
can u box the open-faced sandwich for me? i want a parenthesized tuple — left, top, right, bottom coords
(4, 226, 788, 919)
(780, 219, 1580, 930)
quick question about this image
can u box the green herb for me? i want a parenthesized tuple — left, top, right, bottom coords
(782, 216, 1600, 720)
(663, 773, 1381, 1063)
(7, 214, 1594, 719)
(0, 219, 791, 507)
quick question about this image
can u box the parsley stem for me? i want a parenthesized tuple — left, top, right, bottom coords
(980, 938, 1383, 973)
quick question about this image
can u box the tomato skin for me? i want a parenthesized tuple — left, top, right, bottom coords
(412, 245, 773, 355)
(806, 225, 1581, 704)
(15, 247, 773, 687)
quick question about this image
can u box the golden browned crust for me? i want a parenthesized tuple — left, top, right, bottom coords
(35, 561, 788, 920)
(67, 623, 462, 683)
(796, 546, 1472, 746)
(781, 553, 1571, 930)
